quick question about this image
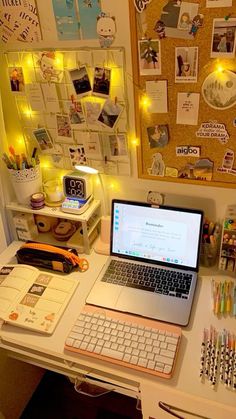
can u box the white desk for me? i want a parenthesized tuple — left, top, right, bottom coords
(0, 242, 235, 419)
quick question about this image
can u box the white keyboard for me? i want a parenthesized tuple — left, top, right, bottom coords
(65, 305, 181, 379)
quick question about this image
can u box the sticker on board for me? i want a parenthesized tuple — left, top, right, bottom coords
(202, 70, 236, 110)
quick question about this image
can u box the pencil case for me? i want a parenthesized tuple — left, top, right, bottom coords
(16, 242, 89, 273)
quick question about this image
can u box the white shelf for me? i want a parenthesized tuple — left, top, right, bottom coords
(6, 200, 101, 222)
(6, 200, 101, 254)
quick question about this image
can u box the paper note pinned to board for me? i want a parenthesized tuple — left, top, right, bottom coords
(146, 80, 168, 113)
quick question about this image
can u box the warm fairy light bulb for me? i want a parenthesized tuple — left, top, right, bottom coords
(16, 136, 25, 148)
(26, 55, 34, 67)
(131, 137, 139, 146)
(140, 94, 151, 109)
(55, 53, 63, 69)
(24, 108, 32, 118)
(215, 64, 224, 74)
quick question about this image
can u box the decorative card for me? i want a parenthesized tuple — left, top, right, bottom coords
(52, 0, 80, 41)
(77, 0, 101, 39)
(68, 144, 87, 167)
(84, 132, 103, 160)
(176, 93, 200, 125)
(41, 83, 60, 113)
(37, 51, 63, 83)
(145, 80, 168, 113)
(26, 83, 45, 111)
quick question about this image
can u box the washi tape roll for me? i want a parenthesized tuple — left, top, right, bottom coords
(30, 193, 45, 210)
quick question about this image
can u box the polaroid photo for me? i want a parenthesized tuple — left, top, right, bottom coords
(68, 66, 92, 97)
(107, 134, 129, 160)
(56, 114, 72, 140)
(32, 128, 54, 152)
(66, 100, 85, 127)
(8, 67, 25, 93)
(84, 101, 101, 126)
(98, 99, 123, 130)
(92, 67, 111, 97)
(138, 39, 161, 76)
(211, 18, 236, 58)
(147, 125, 169, 149)
(175, 47, 198, 83)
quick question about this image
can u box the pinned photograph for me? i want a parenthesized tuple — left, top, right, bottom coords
(107, 134, 129, 159)
(32, 128, 54, 152)
(56, 114, 72, 139)
(68, 66, 92, 97)
(66, 100, 85, 126)
(8, 67, 25, 92)
(175, 47, 198, 83)
(147, 125, 169, 148)
(98, 99, 123, 129)
(92, 67, 111, 97)
(211, 18, 236, 58)
(138, 39, 161, 76)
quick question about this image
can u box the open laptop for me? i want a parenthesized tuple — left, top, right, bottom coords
(86, 199, 203, 326)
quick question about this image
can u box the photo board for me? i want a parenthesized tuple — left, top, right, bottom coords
(4, 47, 131, 177)
(129, 0, 236, 188)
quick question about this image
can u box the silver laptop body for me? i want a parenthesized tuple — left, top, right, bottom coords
(86, 199, 203, 326)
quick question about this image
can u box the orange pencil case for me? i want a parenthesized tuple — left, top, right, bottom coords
(16, 242, 89, 273)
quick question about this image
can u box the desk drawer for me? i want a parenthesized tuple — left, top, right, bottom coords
(141, 382, 236, 419)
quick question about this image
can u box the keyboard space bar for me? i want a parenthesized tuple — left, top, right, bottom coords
(127, 283, 155, 292)
(101, 347, 123, 360)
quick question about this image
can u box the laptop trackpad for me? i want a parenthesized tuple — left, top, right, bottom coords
(116, 288, 159, 316)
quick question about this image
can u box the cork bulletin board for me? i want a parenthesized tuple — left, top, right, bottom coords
(129, 0, 236, 188)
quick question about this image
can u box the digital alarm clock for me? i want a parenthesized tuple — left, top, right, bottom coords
(63, 172, 93, 201)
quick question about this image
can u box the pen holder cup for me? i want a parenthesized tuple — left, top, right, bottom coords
(200, 242, 219, 267)
(8, 165, 42, 205)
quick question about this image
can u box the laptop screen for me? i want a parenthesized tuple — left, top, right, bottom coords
(111, 200, 203, 271)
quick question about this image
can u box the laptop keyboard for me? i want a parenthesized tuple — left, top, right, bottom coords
(65, 305, 181, 379)
(101, 260, 192, 299)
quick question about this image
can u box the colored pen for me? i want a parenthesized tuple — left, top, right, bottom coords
(233, 285, 236, 317)
(211, 332, 220, 388)
(220, 329, 226, 383)
(205, 326, 212, 378)
(199, 328, 207, 380)
(209, 327, 216, 383)
(226, 281, 232, 314)
(228, 334, 234, 388)
(233, 338, 236, 390)
(220, 282, 225, 314)
(214, 282, 220, 315)
(224, 331, 230, 386)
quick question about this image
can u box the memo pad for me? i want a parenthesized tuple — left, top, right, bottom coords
(86, 199, 203, 326)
